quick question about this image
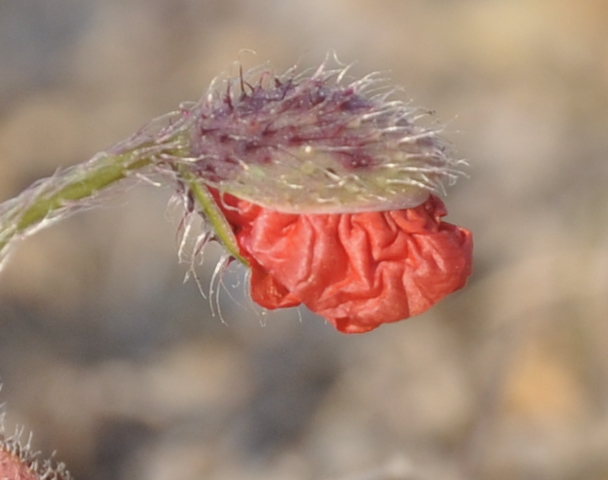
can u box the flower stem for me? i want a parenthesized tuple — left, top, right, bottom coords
(0, 148, 155, 270)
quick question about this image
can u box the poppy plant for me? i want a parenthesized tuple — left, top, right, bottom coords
(0, 55, 473, 480)
(0, 56, 472, 333)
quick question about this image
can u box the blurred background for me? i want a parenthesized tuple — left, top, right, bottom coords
(1, 1, 608, 479)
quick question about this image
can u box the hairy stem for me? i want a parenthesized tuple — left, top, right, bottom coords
(0, 148, 155, 270)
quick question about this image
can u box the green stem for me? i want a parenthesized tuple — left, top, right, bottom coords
(180, 166, 248, 265)
(25, 156, 150, 230)
(0, 129, 247, 271)
(0, 149, 155, 268)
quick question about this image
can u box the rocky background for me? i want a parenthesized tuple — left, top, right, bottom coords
(1, 1, 608, 479)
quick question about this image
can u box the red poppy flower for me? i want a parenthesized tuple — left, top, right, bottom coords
(210, 189, 472, 333)
(183, 58, 473, 332)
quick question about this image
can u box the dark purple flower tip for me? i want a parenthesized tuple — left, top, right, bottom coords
(186, 56, 465, 214)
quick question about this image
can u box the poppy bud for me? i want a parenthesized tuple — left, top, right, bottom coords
(187, 60, 462, 214)
(183, 58, 473, 332)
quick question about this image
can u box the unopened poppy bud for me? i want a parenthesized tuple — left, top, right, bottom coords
(181, 58, 473, 333)
(187, 60, 462, 213)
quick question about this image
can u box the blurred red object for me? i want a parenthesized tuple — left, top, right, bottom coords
(0, 446, 44, 480)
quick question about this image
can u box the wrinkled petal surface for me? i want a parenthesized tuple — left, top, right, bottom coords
(213, 190, 472, 333)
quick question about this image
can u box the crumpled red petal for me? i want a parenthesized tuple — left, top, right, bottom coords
(212, 190, 473, 333)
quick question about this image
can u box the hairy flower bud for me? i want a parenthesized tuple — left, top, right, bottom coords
(179, 58, 473, 333)
(186, 59, 462, 213)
